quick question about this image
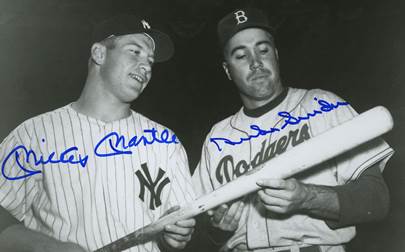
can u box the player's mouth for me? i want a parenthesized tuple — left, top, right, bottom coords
(129, 73, 146, 84)
(250, 73, 269, 81)
(248, 69, 271, 81)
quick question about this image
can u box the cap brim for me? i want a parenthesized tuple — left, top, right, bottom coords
(145, 30, 174, 62)
(222, 23, 274, 49)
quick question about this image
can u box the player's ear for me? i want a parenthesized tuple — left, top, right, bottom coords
(222, 62, 232, 80)
(90, 43, 107, 65)
(275, 48, 279, 61)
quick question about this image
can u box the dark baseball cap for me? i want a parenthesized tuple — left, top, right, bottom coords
(217, 8, 275, 50)
(92, 14, 174, 62)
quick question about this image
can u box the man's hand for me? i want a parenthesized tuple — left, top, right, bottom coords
(159, 206, 195, 250)
(207, 201, 244, 232)
(256, 178, 310, 214)
(256, 178, 340, 220)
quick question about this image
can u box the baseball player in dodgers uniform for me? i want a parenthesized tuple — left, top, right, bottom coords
(0, 14, 196, 252)
(193, 8, 394, 252)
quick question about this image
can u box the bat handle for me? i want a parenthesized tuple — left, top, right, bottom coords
(92, 206, 197, 252)
(93, 229, 161, 252)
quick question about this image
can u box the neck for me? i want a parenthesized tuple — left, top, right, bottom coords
(242, 83, 284, 110)
(73, 77, 132, 122)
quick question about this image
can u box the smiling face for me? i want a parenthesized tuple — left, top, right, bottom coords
(223, 28, 283, 109)
(95, 33, 155, 103)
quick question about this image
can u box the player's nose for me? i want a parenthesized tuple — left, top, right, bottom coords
(250, 57, 263, 71)
(139, 60, 152, 75)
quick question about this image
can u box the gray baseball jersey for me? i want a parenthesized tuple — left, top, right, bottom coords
(193, 87, 393, 251)
(0, 103, 196, 251)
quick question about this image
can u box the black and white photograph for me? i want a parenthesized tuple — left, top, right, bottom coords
(0, 0, 403, 251)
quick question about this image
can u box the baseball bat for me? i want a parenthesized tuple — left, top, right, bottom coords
(94, 106, 393, 252)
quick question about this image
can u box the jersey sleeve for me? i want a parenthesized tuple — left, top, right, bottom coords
(164, 139, 196, 211)
(0, 126, 38, 222)
(193, 133, 251, 251)
(192, 135, 216, 198)
(307, 90, 394, 184)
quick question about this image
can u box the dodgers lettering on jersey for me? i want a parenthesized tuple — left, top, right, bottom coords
(0, 103, 195, 252)
(215, 123, 310, 184)
(193, 87, 393, 251)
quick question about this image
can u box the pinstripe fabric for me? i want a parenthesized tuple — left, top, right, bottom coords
(0, 103, 195, 252)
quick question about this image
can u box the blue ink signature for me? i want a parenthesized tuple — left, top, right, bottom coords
(1, 143, 88, 181)
(210, 97, 349, 151)
(2, 128, 178, 180)
(94, 128, 178, 157)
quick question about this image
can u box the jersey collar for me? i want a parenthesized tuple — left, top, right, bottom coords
(243, 87, 289, 118)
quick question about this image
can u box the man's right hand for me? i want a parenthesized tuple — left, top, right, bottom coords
(207, 201, 244, 232)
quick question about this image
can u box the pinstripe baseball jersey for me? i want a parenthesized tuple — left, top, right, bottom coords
(193, 87, 394, 251)
(0, 103, 196, 252)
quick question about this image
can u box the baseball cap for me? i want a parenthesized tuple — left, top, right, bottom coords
(92, 14, 174, 62)
(217, 8, 275, 49)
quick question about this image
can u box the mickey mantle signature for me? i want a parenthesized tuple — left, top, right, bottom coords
(1, 128, 178, 180)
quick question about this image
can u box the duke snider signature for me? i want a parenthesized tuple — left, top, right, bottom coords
(210, 97, 349, 151)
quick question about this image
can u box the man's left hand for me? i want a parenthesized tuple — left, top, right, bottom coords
(159, 206, 195, 250)
(256, 178, 309, 214)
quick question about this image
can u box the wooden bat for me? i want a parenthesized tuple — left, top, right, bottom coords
(94, 106, 393, 252)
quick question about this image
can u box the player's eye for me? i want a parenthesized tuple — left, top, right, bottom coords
(256, 43, 272, 56)
(257, 46, 269, 55)
(129, 49, 141, 55)
(260, 48, 269, 54)
(128, 46, 142, 55)
(235, 54, 246, 60)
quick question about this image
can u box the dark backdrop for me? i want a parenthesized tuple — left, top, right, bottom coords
(0, 0, 403, 251)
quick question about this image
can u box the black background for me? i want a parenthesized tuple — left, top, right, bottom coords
(0, 0, 404, 251)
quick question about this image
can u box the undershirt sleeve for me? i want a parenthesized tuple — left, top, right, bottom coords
(326, 162, 389, 229)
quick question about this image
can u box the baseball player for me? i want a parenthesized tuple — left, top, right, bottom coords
(193, 8, 394, 252)
(0, 14, 196, 252)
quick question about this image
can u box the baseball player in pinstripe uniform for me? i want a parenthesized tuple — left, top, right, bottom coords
(192, 8, 394, 252)
(0, 14, 196, 252)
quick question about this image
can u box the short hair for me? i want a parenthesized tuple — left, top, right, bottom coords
(99, 36, 117, 49)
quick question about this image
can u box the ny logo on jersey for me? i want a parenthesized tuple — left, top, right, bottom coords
(136, 163, 170, 210)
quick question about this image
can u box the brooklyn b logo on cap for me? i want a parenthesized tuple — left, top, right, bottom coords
(141, 20, 151, 29)
(234, 10, 248, 24)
